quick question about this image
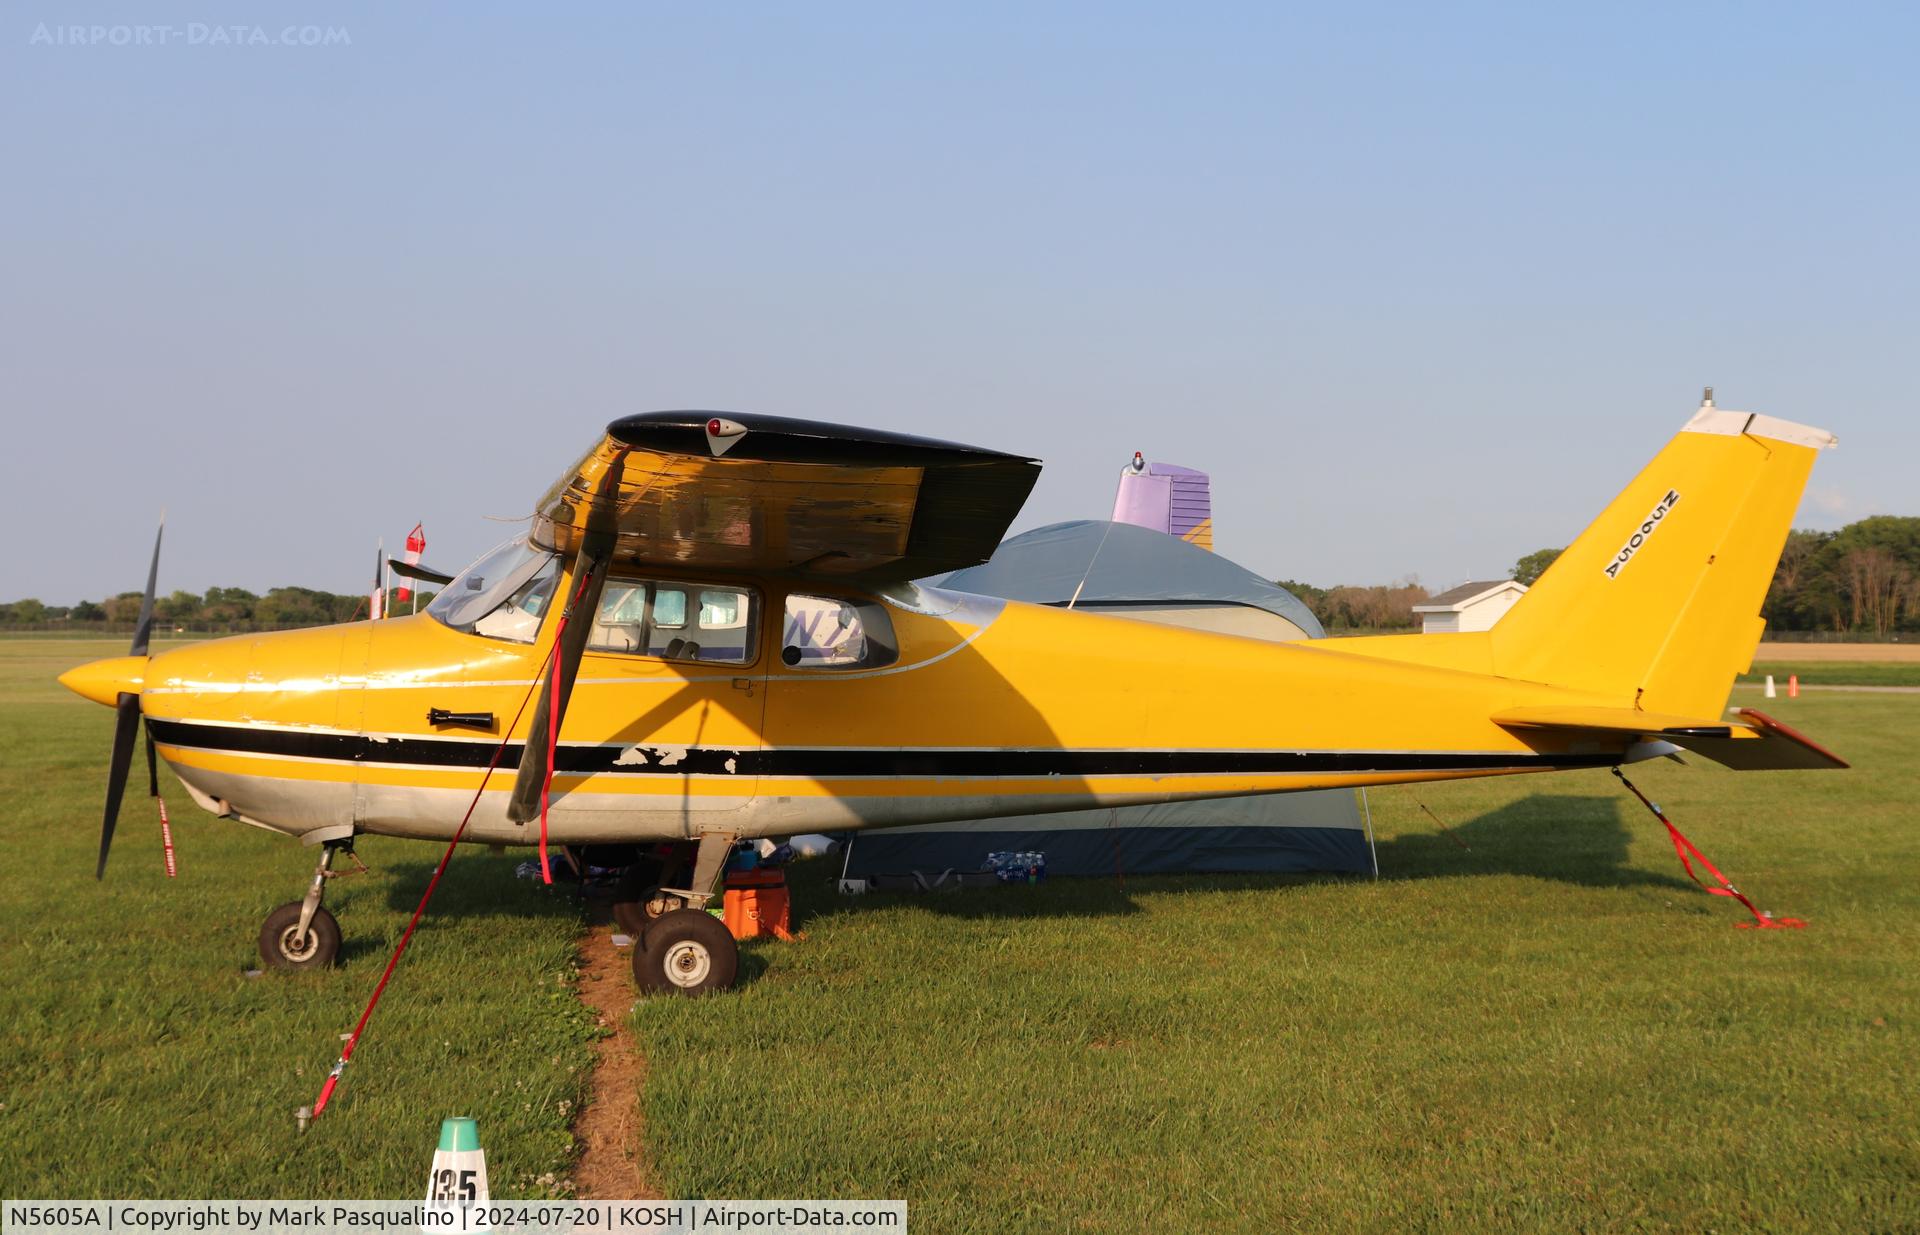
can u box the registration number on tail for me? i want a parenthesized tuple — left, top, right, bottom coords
(1605, 489, 1680, 579)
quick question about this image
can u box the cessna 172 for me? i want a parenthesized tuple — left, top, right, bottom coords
(61, 397, 1845, 994)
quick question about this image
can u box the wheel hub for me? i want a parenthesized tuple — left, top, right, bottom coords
(278, 925, 318, 962)
(663, 940, 711, 987)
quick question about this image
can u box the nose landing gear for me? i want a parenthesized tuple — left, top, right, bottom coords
(259, 837, 364, 970)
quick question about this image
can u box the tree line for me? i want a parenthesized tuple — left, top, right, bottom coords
(1276, 516, 1919, 638)
(0, 586, 435, 633)
(1762, 517, 1920, 635)
(8, 515, 1914, 638)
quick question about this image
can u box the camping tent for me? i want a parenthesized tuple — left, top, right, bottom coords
(841, 521, 1376, 880)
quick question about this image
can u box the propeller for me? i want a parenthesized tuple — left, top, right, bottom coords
(96, 518, 162, 879)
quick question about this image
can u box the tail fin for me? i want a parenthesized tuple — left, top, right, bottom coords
(1487, 397, 1836, 715)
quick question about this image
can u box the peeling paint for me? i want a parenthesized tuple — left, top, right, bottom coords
(655, 746, 687, 767)
(724, 757, 737, 774)
(614, 746, 650, 766)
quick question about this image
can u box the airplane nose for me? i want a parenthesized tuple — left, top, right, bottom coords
(58, 656, 147, 708)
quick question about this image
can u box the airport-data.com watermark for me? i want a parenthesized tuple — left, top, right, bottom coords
(28, 22, 351, 48)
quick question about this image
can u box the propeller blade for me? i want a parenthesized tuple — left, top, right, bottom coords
(129, 517, 164, 657)
(99, 692, 141, 879)
(387, 557, 455, 586)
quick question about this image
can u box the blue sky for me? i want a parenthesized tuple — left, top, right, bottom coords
(3, 2, 1914, 604)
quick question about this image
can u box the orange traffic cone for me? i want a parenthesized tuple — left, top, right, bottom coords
(1788, 673, 1800, 698)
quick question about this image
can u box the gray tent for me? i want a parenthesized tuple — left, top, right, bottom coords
(841, 521, 1376, 881)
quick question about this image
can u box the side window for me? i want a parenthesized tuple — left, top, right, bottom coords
(782, 594, 898, 670)
(588, 580, 649, 654)
(588, 579, 757, 664)
(644, 586, 690, 657)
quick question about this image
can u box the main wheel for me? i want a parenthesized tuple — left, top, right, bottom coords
(632, 909, 738, 995)
(259, 902, 341, 970)
(612, 898, 651, 937)
(610, 857, 667, 937)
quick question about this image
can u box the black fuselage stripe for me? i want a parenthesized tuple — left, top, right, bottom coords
(145, 719, 1618, 778)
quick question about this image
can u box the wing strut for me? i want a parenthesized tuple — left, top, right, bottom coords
(505, 451, 629, 851)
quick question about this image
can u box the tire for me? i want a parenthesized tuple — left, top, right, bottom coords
(612, 898, 650, 938)
(610, 858, 667, 938)
(258, 902, 341, 970)
(632, 909, 738, 995)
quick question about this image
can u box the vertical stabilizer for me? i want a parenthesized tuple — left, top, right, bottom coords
(1486, 397, 1836, 716)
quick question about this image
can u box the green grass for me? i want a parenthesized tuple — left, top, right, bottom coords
(633, 697, 1920, 1231)
(3, 640, 1918, 1232)
(1738, 661, 1920, 688)
(0, 640, 596, 1197)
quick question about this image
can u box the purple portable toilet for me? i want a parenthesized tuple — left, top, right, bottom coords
(1112, 453, 1213, 551)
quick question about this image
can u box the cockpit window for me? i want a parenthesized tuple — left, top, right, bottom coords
(426, 538, 561, 644)
(782, 594, 898, 670)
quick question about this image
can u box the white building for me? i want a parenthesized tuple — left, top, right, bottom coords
(1413, 579, 1528, 634)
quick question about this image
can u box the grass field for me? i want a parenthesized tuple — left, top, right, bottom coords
(3, 639, 1917, 1232)
(0, 640, 597, 1197)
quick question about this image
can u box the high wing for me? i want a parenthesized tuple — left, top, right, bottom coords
(1494, 704, 1849, 770)
(533, 411, 1043, 581)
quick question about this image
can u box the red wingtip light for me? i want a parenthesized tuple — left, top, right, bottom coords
(707, 418, 723, 435)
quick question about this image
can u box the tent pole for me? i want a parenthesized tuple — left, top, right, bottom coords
(1360, 788, 1379, 879)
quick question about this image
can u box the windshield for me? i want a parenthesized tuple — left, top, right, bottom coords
(426, 537, 560, 642)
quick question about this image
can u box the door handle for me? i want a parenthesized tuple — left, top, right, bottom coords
(428, 708, 496, 730)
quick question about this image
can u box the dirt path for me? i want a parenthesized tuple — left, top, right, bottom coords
(570, 925, 661, 1199)
(1755, 642, 1920, 662)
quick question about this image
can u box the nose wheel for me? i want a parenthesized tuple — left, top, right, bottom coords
(258, 837, 361, 970)
(259, 902, 340, 969)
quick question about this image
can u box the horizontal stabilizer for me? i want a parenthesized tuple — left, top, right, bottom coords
(1493, 705, 1847, 770)
(1494, 705, 1734, 738)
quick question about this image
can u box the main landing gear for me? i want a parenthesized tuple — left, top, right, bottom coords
(259, 837, 363, 970)
(623, 832, 741, 996)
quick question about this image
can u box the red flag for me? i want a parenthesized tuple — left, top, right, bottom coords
(396, 523, 425, 603)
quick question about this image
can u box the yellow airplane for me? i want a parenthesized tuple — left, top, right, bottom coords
(61, 396, 1846, 994)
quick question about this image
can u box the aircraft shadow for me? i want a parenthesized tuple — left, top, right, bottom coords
(348, 793, 1693, 983)
(1371, 792, 1693, 891)
(802, 791, 1694, 930)
(369, 851, 594, 923)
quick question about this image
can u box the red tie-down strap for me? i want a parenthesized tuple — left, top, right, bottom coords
(1612, 768, 1806, 929)
(157, 796, 177, 879)
(308, 672, 545, 1124)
